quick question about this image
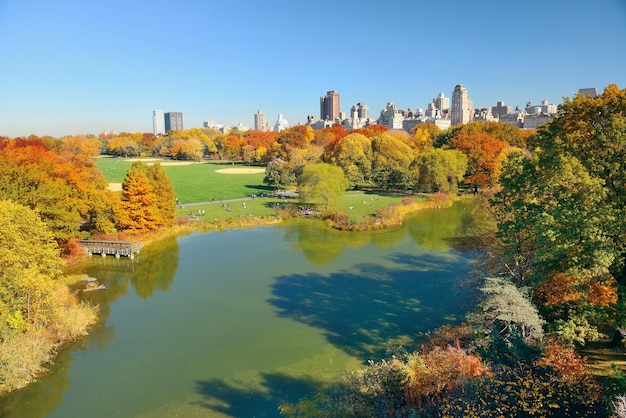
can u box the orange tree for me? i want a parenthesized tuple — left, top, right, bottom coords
(117, 161, 175, 232)
(0, 137, 119, 244)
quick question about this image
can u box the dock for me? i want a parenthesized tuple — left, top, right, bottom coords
(78, 240, 142, 258)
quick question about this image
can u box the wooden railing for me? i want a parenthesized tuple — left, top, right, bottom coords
(77, 240, 142, 258)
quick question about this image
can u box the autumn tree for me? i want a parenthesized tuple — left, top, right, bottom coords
(324, 133, 372, 188)
(0, 200, 63, 336)
(117, 162, 160, 232)
(371, 133, 413, 190)
(297, 163, 348, 211)
(0, 137, 120, 242)
(145, 162, 176, 227)
(408, 123, 441, 154)
(447, 131, 510, 191)
(0, 200, 97, 394)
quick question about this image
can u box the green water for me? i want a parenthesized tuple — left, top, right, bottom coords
(0, 200, 482, 417)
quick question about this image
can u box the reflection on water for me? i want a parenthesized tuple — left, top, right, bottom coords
(0, 200, 484, 418)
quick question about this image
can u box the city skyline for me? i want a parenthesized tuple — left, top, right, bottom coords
(1, 0, 625, 137)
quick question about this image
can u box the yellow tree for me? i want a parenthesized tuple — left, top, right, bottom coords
(371, 133, 413, 190)
(0, 200, 62, 335)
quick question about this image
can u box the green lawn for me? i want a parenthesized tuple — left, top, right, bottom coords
(95, 157, 409, 223)
(337, 191, 412, 219)
(95, 157, 270, 203)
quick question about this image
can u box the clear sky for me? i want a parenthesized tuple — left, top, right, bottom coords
(1, 0, 625, 137)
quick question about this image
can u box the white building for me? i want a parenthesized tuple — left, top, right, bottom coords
(451, 84, 474, 126)
(425, 93, 450, 118)
(377, 102, 404, 129)
(343, 102, 371, 129)
(152, 110, 165, 136)
(274, 114, 289, 132)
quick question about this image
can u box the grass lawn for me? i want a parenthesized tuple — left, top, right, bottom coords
(95, 157, 412, 223)
(337, 191, 417, 220)
(95, 157, 269, 203)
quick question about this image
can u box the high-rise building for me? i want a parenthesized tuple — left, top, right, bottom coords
(274, 114, 289, 132)
(351, 102, 369, 120)
(254, 109, 268, 131)
(164, 112, 183, 132)
(153, 110, 165, 135)
(320, 90, 341, 121)
(451, 84, 473, 126)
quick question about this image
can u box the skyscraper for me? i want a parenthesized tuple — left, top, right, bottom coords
(451, 84, 473, 126)
(164, 112, 183, 132)
(320, 90, 340, 121)
(254, 109, 268, 131)
(153, 110, 165, 135)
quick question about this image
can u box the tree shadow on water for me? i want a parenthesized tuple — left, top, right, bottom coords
(269, 251, 479, 361)
(195, 372, 321, 417)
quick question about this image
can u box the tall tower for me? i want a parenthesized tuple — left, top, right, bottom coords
(254, 109, 267, 131)
(320, 90, 341, 121)
(451, 85, 473, 126)
(164, 112, 183, 132)
(153, 110, 165, 135)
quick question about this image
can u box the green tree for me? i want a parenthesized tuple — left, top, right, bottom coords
(371, 133, 413, 190)
(410, 148, 468, 193)
(325, 133, 372, 188)
(264, 158, 295, 189)
(297, 163, 348, 211)
(469, 277, 545, 347)
(532, 84, 626, 283)
(488, 85, 626, 344)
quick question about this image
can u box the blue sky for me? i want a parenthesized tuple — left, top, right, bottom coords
(1, 0, 625, 137)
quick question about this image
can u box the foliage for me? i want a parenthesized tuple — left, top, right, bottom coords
(488, 85, 625, 345)
(0, 201, 97, 394)
(0, 200, 63, 337)
(297, 163, 348, 211)
(408, 123, 441, 154)
(370, 133, 413, 190)
(548, 314, 604, 347)
(436, 121, 525, 148)
(0, 137, 120, 242)
(447, 131, 510, 190)
(469, 277, 545, 347)
(145, 162, 176, 227)
(438, 362, 606, 417)
(324, 133, 373, 188)
(117, 162, 160, 231)
(264, 158, 295, 188)
(410, 148, 468, 193)
(402, 344, 487, 410)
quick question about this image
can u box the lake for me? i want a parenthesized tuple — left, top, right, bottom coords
(0, 200, 481, 417)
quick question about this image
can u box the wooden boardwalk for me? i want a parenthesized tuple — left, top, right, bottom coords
(78, 240, 142, 258)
